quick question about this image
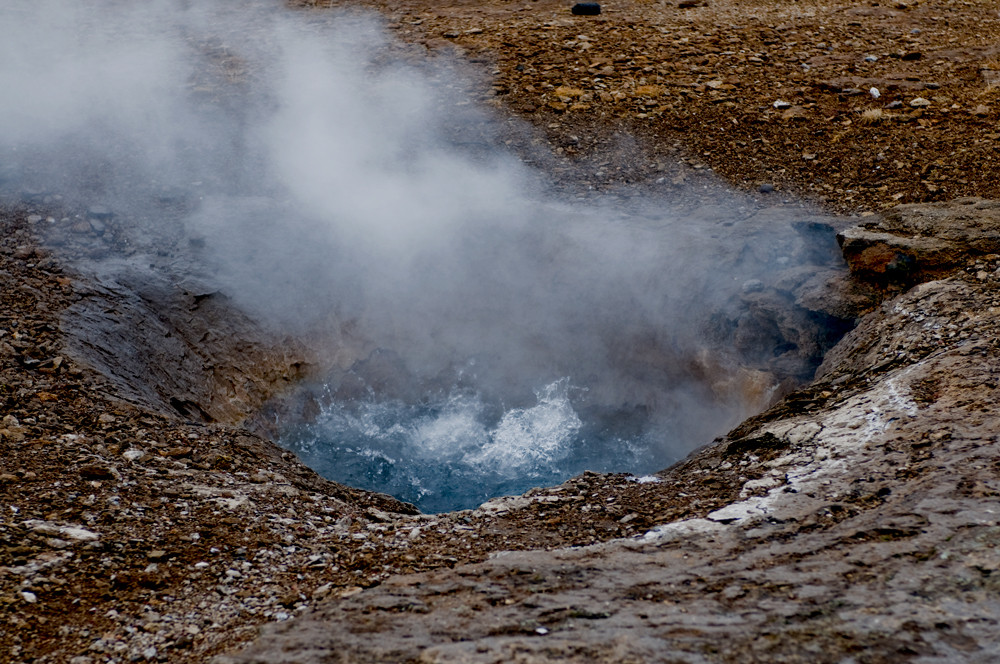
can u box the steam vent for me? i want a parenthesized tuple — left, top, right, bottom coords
(3, 0, 1000, 662)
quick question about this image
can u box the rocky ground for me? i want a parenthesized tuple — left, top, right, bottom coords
(3, 0, 1000, 662)
(227, 200, 1000, 662)
(302, 0, 1000, 212)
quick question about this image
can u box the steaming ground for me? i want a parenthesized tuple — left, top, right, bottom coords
(1, 0, 847, 511)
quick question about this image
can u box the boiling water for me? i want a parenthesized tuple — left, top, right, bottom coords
(279, 379, 663, 513)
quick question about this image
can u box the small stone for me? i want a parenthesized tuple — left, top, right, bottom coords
(86, 205, 113, 221)
(909, 97, 931, 108)
(973, 105, 991, 116)
(772, 100, 792, 109)
(864, 55, 878, 62)
(98, 413, 116, 424)
(21, 591, 37, 603)
(20, 188, 49, 203)
(901, 51, 922, 61)
(886, 100, 903, 109)
(571, 3, 601, 15)
(759, 183, 775, 193)
(78, 463, 114, 480)
(148, 550, 168, 561)
(142, 646, 157, 660)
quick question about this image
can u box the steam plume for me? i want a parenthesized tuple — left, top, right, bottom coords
(0, 0, 842, 489)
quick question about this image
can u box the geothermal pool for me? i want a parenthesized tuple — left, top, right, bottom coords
(0, 0, 852, 515)
(279, 378, 664, 513)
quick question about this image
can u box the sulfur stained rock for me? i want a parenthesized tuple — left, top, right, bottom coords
(839, 198, 1000, 286)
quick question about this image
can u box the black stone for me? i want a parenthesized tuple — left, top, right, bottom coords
(571, 3, 601, 15)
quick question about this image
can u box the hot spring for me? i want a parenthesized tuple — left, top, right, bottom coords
(0, 0, 854, 513)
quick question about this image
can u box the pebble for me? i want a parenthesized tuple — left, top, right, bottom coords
(86, 206, 114, 221)
(910, 97, 931, 108)
(21, 591, 38, 603)
(759, 183, 775, 193)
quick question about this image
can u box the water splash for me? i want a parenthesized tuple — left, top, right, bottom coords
(279, 379, 657, 512)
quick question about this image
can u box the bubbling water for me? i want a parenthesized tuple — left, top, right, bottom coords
(279, 378, 659, 512)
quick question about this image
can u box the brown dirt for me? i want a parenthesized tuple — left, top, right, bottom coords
(299, 0, 1000, 213)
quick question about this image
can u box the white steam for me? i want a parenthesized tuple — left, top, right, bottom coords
(0, 0, 838, 472)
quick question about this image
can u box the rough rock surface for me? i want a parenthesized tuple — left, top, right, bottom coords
(223, 210, 1000, 663)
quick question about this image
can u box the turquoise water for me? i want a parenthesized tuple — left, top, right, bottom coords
(279, 378, 663, 513)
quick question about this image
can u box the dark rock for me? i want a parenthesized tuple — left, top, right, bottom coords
(724, 431, 786, 457)
(759, 183, 774, 193)
(78, 463, 115, 480)
(86, 206, 113, 222)
(571, 2, 601, 15)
